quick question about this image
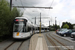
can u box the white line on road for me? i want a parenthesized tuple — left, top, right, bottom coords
(35, 37, 43, 50)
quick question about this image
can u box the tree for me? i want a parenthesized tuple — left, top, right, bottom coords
(0, 0, 23, 40)
(63, 24, 69, 29)
(61, 22, 73, 29)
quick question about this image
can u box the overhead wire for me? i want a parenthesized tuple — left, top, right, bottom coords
(14, 0, 33, 23)
(14, 0, 25, 11)
(19, 0, 25, 10)
(48, 0, 54, 14)
(19, 0, 33, 14)
(15, 0, 18, 6)
(48, 0, 54, 24)
(14, 0, 19, 10)
(20, 0, 34, 22)
(50, 0, 54, 7)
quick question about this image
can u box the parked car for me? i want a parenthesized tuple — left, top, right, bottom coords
(60, 29, 72, 37)
(56, 29, 61, 34)
(56, 28, 68, 35)
(71, 29, 75, 38)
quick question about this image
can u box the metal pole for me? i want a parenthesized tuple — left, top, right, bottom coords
(40, 13, 41, 34)
(59, 22, 60, 28)
(12, 6, 53, 9)
(49, 21, 50, 26)
(10, 0, 12, 11)
(35, 17, 36, 24)
(55, 17, 57, 30)
(49, 21, 50, 31)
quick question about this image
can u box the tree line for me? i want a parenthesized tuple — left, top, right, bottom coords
(49, 22, 74, 31)
(0, 0, 23, 41)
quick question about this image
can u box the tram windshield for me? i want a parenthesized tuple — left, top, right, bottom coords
(13, 21, 25, 32)
(13, 19, 27, 32)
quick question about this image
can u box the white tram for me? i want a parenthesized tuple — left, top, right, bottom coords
(13, 17, 34, 39)
(13, 17, 50, 39)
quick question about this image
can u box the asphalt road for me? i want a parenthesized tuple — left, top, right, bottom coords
(43, 31, 75, 50)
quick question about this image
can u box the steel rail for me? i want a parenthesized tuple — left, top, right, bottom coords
(4, 41, 16, 50)
(17, 41, 24, 50)
(46, 34, 60, 50)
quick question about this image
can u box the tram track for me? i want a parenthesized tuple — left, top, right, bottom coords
(46, 34, 60, 50)
(4, 39, 29, 50)
(48, 34, 73, 50)
(17, 41, 24, 50)
(52, 33, 72, 42)
(4, 41, 16, 50)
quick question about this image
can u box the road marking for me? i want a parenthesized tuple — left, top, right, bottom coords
(52, 33, 75, 42)
(35, 37, 43, 50)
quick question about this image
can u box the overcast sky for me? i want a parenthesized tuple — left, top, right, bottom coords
(7, 0, 75, 26)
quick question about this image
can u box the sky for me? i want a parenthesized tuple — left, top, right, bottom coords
(7, 0, 75, 27)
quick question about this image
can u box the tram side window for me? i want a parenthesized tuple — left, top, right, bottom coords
(26, 26, 28, 32)
(32, 27, 34, 31)
(25, 26, 31, 32)
(28, 27, 31, 32)
(32, 27, 35, 30)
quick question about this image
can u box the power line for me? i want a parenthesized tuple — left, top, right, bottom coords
(48, 0, 54, 13)
(19, 0, 25, 10)
(15, 0, 33, 21)
(50, 0, 54, 7)
(48, 0, 54, 23)
(15, 0, 19, 6)
(14, 0, 25, 10)
(20, 0, 23, 7)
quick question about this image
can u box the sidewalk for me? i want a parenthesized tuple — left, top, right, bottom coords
(29, 34, 48, 50)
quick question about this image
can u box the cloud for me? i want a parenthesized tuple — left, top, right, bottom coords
(70, 9, 75, 19)
(68, 19, 75, 24)
(50, 3, 64, 14)
(6, 0, 75, 26)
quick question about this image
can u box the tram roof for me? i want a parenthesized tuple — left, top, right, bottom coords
(15, 17, 29, 20)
